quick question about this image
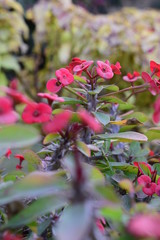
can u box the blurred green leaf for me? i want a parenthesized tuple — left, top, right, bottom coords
(97, 132, 148, 142)
(0, 124, 41, 149)
(77, 141, 91, 157)
(94, 112, 110, 126)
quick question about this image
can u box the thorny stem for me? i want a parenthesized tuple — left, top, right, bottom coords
(98, 83, 148, 99)
(65, 86, 87, 102)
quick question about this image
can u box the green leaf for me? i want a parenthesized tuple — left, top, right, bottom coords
(97, 131, 148, 142)
(96, 185, 119, 203)
(94, 112, 110, 126)
(74, 75, 86, 83)
(100, 96, 125, 104)
(100, 206, 122, 222)
(56, 203, 92, 240)
(43, 133, 60, 145)
(23, 150, 41, 172)
(77, 141, 91, 157)
(88, 85, 119, 95)
(0, 171, 66, 205)
(124, 112, 148, 123)
(0, 124, 41, 149)
(60, 97, 84, 105)
(0, 55, 20, 72)
(145, 128, 160, 141)
(4, 171, 25, 182)
(110, 162, 138, 174)
(4, 196, 66, 228)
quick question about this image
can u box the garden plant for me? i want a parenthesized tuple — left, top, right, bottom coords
(1, 57, 160, 240)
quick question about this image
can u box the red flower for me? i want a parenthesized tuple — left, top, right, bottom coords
(37, 93, 64, 103)
(3, 231, 22, 240)
(137, 175, 156, 196)
(142, 72, 159, 95)
(96, 61, 113, 79)
(46, 78, 62, 93)
(105, 60, 121, 75)
(153, 96, 160, 123)
(149, 150, 154, 156)
(150, 60, 160, 77)
(22, 102, 52, 124)
(56, 68, 74, 86)
(78, 109, 102, 133)
(127, 214, 160, 238)
(43, 110, 72, 134)
(66, 57, 86, 75)
(0, 97, 18, 124)
(123, 71, 140, 82)
(5, 149, 12, 159)
(1, 86, 30, 104)
(96, 217, 106, 234)
(14, 154, 25, 170)
(73, 60, 93, 73)
(9, 78, 18, 90)
(133, 162, 153, 174)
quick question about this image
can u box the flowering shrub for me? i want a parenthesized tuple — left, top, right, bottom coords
(1, 57, 160, 240)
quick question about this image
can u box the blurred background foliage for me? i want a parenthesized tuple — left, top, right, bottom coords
(1, 0, 160, 107)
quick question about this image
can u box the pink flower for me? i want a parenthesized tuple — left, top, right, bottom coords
(133, 162, 153, 174)
(9, 78, 18, 90)
(78, 109, 102, 133)
(5, 149, 12, 159)
(46, 78, 62, 93)
(142, 72, 159, 95)
(73, 60, 93, 72)
(0, 97, 18, 124)
(37, 93, 64, 103)
(43, 110, 72, 134)
(153, 96, 160, 123)
(96, 217, 106, 234)
(123, 71, 140, 82)
(105, 60, 121, 75)
(1, 86, 30, 104)
(22, 102, 52, 124)
(14, 154, 25, 170)
(3, 231, 22, 240)
(150, 60, 160, 77)
(66, 57, 86, 75)
(137, 175, 156, 196)
(155, 177, 160, 196)
(96, 61, 113, 79)
(56, 68, 74, 86)
(127, 214, 160, 238)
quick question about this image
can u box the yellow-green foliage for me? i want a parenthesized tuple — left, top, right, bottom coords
(1, 0, 160, 102)
(0, 0, 28, 85)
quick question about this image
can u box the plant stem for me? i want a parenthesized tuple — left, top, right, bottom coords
(65, 86, 87, 102)
(98, 83, 148, 99)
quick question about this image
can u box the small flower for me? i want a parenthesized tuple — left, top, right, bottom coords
(5, 149, 12, 159)
(43, 110, 72, 134)
(155, 177, 160, 196)
(150, 60, 160, 77)
(142, 72, 159, 95)
(1, 86, 30, 104)
(37, 93, 64, 103)
(3, 230, 22, 240)
(22, 102, 52, 124)
(96, 61, 113, 79)
(137, 175, 156, 196)
(123, 71, 140, 82)
(9, 78, 18, 90)
(153, 96, 160, 123)
(66, 57, 86, 75)
(96, 217, 106, 234)
(105, 60, 121, 75)
(14, 154, 25, 170)
(127, 214, 160, 238)
(46, 78, 62, 93)
(73, 60, 93, 73)
(0, 97, 18, 124)
(78, 109, 102, 133)
(56, 68, 74, 86)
